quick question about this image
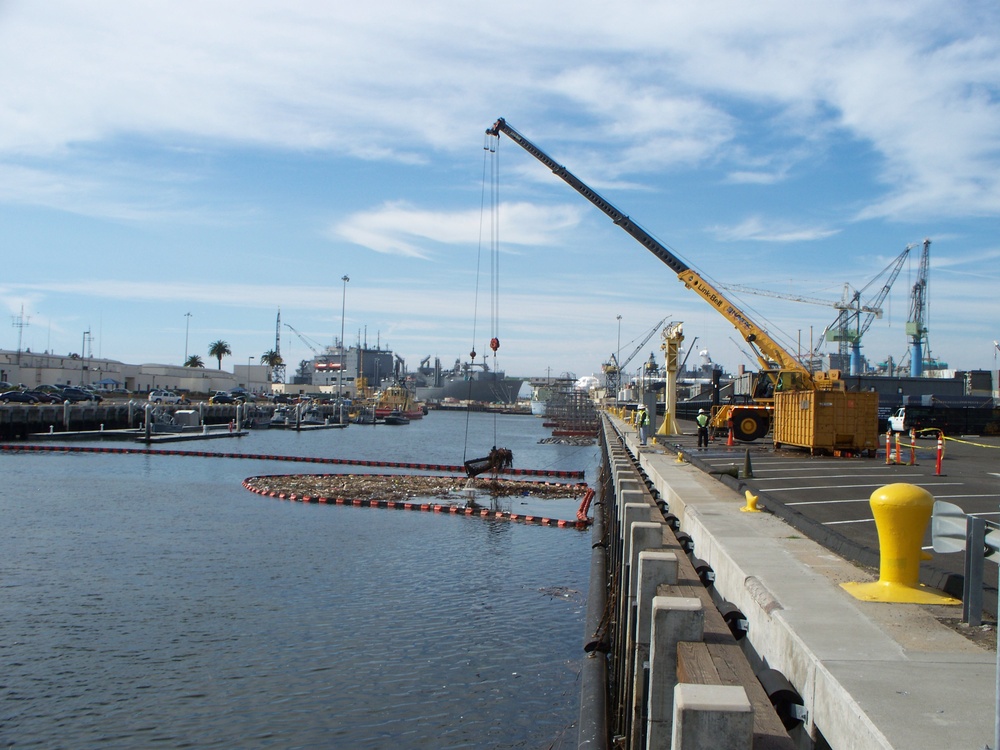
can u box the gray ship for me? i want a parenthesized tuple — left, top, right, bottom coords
(413, 356, 525, 404)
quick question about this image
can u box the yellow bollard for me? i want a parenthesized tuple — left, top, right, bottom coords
(740, 490, 761, 513)
(841, 483, 959, 604)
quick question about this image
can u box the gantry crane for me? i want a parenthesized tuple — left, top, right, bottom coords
(487, 118, 879, 450)
(603, 316, 669, 396)
(717, 281, 881, 368)
(838, 244, 911, 375)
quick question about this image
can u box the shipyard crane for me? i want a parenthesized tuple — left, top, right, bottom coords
(717, 281, 883, 368)
(679, 336, 699, 372)
(906, 239, 932, 376)
(603, 317, 669, 396)
(836, 244, 912, 375)
(284, 323, 323, 355)
(486, 118, 877, 448)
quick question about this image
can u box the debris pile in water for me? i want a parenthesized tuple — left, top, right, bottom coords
(245, 474, 584, 504)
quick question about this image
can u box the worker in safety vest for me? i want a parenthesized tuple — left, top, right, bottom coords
(696, 408, 710, 448)
(636, 406, 649, 446)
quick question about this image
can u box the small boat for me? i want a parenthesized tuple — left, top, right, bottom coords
(382, 409, 410, 425)
(299, 405, 326, 426)
(352, 405, 378, 424)
(269, 406, 289, 428)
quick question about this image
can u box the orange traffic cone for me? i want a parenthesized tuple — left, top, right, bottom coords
(726, 419, 734, 447)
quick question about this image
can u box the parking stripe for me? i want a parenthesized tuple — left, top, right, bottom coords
(762, 481, 965, 493)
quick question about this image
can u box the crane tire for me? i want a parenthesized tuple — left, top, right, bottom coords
(732, 410, 769, 442)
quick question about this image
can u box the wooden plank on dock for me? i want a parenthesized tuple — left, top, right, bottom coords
(657, 547, 796, 750)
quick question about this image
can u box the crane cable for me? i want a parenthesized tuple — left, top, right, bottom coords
(462, 132, 503, 461)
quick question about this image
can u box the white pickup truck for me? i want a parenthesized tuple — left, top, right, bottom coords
(887, 407, 908, 433)
(148, 389, 182, 404)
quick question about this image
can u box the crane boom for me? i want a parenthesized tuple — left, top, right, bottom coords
(284, 323, 321, 355)
(619, 317, 670, 373)
(487, 117, 813, 385)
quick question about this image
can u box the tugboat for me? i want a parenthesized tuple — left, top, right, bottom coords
(374, 384, 425, 419)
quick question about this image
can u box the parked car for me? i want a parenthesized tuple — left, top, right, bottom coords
(35, 384, 65, 396)
(209, 391, 237, 404)
(230, 389, 256, 403)
(0, 381, 14, 392)
(24, 389, 61, 403)
(61, 387, 103, 403)
(1, 389, 39, 404)
(148, 389, 182, 404)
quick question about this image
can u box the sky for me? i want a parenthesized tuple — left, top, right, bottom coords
(2, 1, 1000, 383)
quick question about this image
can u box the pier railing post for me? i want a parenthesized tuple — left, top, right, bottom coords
(671, 684, 753, 750)
(629, 550, 678, 749)
(646, 596, 704, 749)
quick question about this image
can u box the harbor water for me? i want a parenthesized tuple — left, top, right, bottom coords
(0, 410, 601, 749)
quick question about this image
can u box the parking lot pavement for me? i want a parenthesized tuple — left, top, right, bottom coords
(653, 419, 1000, 615)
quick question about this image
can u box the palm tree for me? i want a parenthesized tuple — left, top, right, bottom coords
(260, 349, 283, 368)
(260, 349, 284, 384)
(184, 354, 205, 368)
(208, 340, 232, 370)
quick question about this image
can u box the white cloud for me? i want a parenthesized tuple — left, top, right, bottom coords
(331, 201, 584, 257)
(710, 216, 840, 243)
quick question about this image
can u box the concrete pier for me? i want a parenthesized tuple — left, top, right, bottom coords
(583, 412, 996, 749)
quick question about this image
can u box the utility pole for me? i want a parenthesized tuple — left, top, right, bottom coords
(12, 305, 30, 365)
(339, 275, 350, 399)
(184, 312, 192, 363)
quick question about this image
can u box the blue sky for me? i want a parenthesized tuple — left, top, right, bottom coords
(2, 1, 999, 381)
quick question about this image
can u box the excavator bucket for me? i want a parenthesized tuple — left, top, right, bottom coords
(464, 447, 513, 478)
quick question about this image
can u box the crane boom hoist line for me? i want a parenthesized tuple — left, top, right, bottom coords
(462, 121, 511, 475)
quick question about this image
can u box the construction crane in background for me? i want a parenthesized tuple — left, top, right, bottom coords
(837, 244, 911, 375)
(720, 244, 910, 376)
(602, 316, 669, 396)
(284, 323, 323, 355)
(679, 336, 699, 372)
(906, 239, 932, 376)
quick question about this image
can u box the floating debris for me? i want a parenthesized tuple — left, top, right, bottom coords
(244, 473, 584, 504)
(539, 436, 596, 446)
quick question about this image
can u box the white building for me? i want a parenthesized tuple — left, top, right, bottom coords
(0, 349, 270, 395)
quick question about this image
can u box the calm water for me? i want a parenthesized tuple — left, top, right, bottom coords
(0, 411, 601, 749)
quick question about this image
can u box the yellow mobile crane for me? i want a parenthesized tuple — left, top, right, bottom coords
(487, 118, 878, 451)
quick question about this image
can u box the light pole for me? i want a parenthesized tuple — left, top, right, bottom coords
(616, 314, 622, 403)
(247, 355, 254, 391)
(337, 274, 351, 421)
(184, 312, 192, 363)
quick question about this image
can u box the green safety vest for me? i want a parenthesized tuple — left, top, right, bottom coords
(696, 413, 709, 427)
